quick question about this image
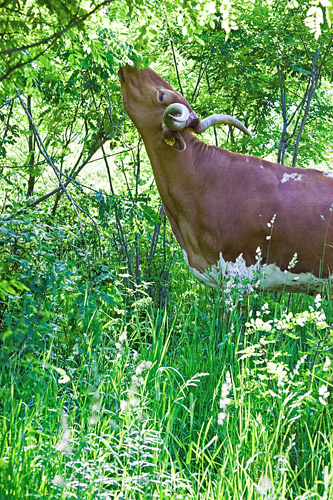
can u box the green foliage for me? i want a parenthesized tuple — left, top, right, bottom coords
(0, 0, 333, 498)
(1, 258, 333, 497)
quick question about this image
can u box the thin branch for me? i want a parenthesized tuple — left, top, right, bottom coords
(147, 205, 165, 273)
(205, 71, 218, 147)
(0, 98, 14, 149)
(101, 144, 133, 275)
(286, 81, 310, 128)
(15, 89, 88, 244)
(0, 143, 137, 170)
(1, 36, 62, 83)
(0, 96, 18, 110)
(317, 36, 333, 74)
(277, 65, 287, 164)
(163, 17, 183, 95)
(85, 144, 138, 164)
(293, 13, 311, 60)
(191, 56, 210, 104)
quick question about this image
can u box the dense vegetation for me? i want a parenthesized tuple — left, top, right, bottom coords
(0, 0, 333, 498)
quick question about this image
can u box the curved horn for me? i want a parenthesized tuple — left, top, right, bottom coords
(196, 114, 252, 137)
(163, 103, 190, 131)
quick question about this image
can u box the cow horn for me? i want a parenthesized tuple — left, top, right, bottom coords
(196, 114, 252, 137)
(163, 103, 190, 131)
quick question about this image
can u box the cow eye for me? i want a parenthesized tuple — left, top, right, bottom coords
(157, 91, 164, 103)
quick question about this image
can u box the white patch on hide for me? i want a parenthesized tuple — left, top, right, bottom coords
(260, 263, 326, 294)
(323, 171, 333, 178)
(183, 250, 329, 295)
(183, 250, 259, 294)
(281, 173, 303, 184)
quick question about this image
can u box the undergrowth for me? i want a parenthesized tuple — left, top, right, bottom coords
(0, 212, 332, 499)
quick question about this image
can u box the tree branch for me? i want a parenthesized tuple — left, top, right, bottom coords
(1, 112, 125, 222)
(15, 89, 90, 244)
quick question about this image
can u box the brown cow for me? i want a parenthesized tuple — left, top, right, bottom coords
(118, 65, 333, 295)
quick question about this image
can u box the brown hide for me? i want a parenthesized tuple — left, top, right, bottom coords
(118, 65, 333, 292)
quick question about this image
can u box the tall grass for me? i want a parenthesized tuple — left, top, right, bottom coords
(1, 253, 332, 499)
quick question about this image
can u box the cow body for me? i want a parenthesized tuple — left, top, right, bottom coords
(118, 65, 333, 294)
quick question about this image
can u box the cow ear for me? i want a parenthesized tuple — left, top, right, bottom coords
(161, 128, 186, 151)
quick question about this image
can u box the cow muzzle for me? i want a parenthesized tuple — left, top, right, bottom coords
(163, 103, 190, 131)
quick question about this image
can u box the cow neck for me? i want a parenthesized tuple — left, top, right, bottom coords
(144, 132, 225, 271)
(146, 132, 217, 205)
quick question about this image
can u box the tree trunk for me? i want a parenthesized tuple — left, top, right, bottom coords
(291, 50, 320, 168)
(276, 37, 332, 168)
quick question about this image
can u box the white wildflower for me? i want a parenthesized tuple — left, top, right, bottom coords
(120, 400, 129, 411)
(293, 355, 307, 376)
(254, 475, 273, 495)
(129, 397, 139, 407)
(314, 294, 322, 308)
(132, 375, 145, 386)
(295, 315, 306, 327)
(88, 415, 100, 425)
(262, 302, 270, 315)
(219, 397, 231, 407)
(323, 465, 329, 493)
(266, 362, 286, 376)
(218, 371, 232, 425)
(319, 384, 329, 397)
(55, 413, 72, 456)
(319, 384, 330, 406)
(323, 356, 331, 372)
(136, 364, 144, 375)
(218, 411, 227, 424)
(287, 252, 298, 270)
(246, 317, 273, 333)
(52, 475, 66, 488)
(136, 360, 153, 375)
(119, 331, 127, 343)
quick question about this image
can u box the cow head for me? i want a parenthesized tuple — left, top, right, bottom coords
(118, 65, 200, 151)
(118, 65, 251, 151)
